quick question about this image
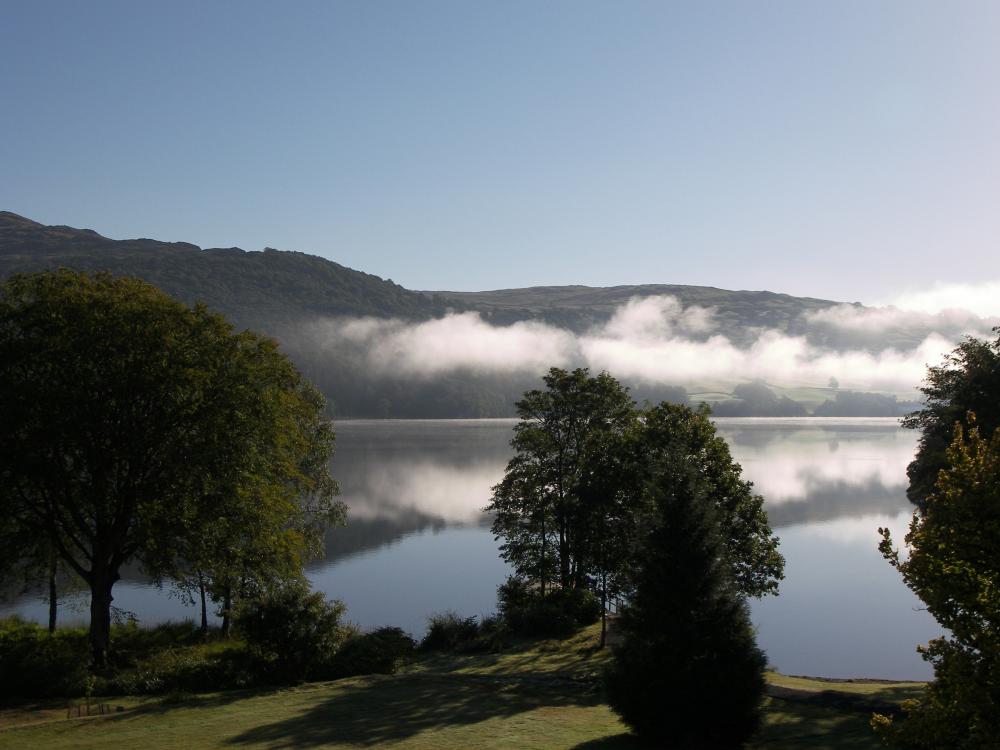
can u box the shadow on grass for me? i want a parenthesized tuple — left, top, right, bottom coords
(572, 698, 883, 750)
(570, 733, 644, 749)
(226, 673, 602, 748)
(752, 698, 881, 750)
(98, 688, 268, 723)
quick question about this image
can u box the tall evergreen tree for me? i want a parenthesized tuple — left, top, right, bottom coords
(605, 460, 767, 748)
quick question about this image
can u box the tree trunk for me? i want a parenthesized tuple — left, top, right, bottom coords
(221, 583, 233, 638)
(47, 555, 58, 634)
(88, 572, 116, 665)
(599, 570, 607, 649)
(540, 505, 547, 598)
(198, 570, 208, 636)
(559, 523, 570, 589)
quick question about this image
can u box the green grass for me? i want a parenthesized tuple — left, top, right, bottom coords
(0, 624, 923, 749)
(766, 672, 925, 703)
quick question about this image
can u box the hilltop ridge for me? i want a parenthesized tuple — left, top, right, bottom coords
(0, 213, 919, 418)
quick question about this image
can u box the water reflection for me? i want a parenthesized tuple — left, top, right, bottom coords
(319, 418, 939, 679)
(3, 418, 942, 679)
(325, 418, 918, 563)
(715, 418, 916, 509)
(318, 420, 513, 565)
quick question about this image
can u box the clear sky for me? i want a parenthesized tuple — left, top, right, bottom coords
(2, 1, 999, 302)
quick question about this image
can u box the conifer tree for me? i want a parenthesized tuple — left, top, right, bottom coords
(605, 460, 767, 748)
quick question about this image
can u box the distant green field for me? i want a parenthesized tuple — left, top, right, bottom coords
(0, 625, 922, 750)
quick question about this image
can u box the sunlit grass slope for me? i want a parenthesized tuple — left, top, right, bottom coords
(0, 624, 923, 750)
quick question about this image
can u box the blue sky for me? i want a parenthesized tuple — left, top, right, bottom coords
(2, 1, 998, 302)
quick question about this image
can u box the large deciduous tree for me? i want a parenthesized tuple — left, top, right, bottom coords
(488, 368, 783, 646)
(488, 368, 636, 594)
(903, 329, 1000, 506)
(0, 270, 343, 663)
(874, 420, 1000, 748)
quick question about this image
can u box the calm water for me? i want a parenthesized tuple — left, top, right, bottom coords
(4, 418, 941, 680)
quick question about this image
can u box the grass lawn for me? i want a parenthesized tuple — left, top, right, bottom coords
(0, 625, 922, 749)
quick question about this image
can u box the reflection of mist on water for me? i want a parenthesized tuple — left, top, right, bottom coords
(796, 510, 912, 546)
(714, 418, 916, 518)
(343, 460, 501, 524)
(327, 418, 919, 566)
(2, 418, 942, 678)
(318, 420, 512, 565)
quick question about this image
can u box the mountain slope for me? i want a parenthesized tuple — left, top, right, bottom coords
(426, 284, 840, 340)
(0, 212, 917, 417)
(0, 212, 452, 333)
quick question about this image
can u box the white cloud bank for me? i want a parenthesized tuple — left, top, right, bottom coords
(308, 289, 997, 395)
(806, 303, 996, 338)
(579, 298, 953, 391)
(888, 280, 1000, 318)
(336, 313, 576, 376)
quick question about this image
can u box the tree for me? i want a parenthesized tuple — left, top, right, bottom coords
(903, 329, 1000, 506)
(639, 403, 784, 598)
(488, 370, 784, 646)
(604, 459, 768, 747)
(488, 368, 636, 593)
(148, 376, 342, 637)
(0, 270, 343, 663)
(874, 420, 1000, 748)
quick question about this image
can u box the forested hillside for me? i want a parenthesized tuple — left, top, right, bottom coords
(0, 212, 453, 330)
(426, 285, 839, 342)
(0, 212, 921, 417)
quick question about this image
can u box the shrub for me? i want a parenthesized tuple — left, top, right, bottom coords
(497, 578, 600, 637)
(236, 584, 348, 683)
(474, 613, 510, 652)
(420, 611, 480, 651)
(105, 619, 205, 669)
(101, 642, 256, 695)
(331, 627, 416, 677)
(0, 617, 90, 698)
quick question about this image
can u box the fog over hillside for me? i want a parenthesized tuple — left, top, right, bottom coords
(303, 295, 993, 393)
(3, 211, 997, 417)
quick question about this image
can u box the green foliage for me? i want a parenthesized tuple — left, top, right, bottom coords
(331, 627, 417, 677)
(420, 612, 482, 652)
(604, 471, 767, 748)
(496, 578, 600, 637)
(0, 616, 258, 699)
(0, 270, 343, 662)
(902, 329, 1000, 505)
(490, 367, 637, 594)
(874, 422, 1000, 748)
(489, 369, 783, 626)
(103, 642, 256, 695)
(640, 402, 784, 599)
(0, 617, 90, 698)
(236, 584, 349, 683)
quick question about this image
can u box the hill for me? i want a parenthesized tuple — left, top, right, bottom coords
(0, 212, 924, 417)
(425, 284, 839, 342)
(0, 212, 452, 332)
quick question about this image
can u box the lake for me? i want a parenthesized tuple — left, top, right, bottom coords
(3, 417, 942, 680)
